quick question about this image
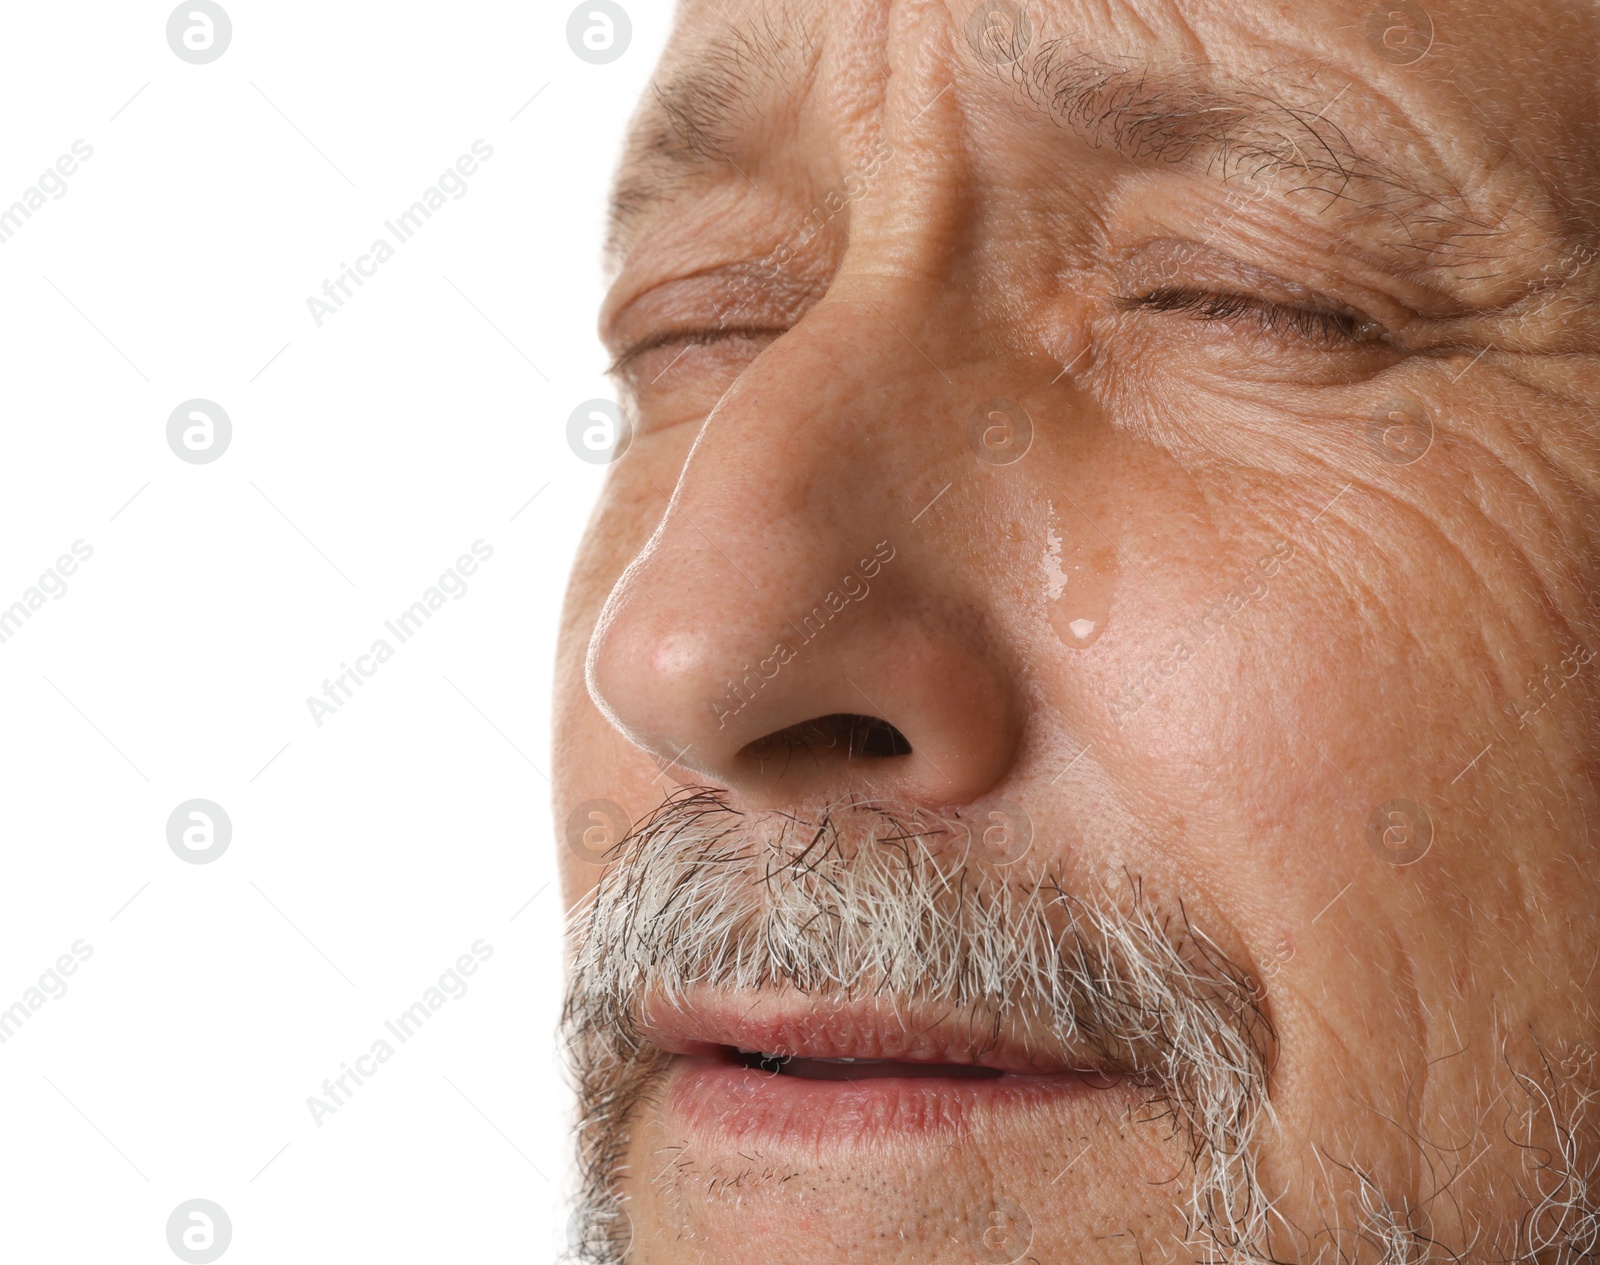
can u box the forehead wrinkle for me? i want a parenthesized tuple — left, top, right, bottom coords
(608, 8, 1524, 279)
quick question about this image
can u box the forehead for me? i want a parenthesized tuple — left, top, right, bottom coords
(609, 0, 1599, 266)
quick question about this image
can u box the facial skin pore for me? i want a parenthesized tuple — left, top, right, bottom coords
(554, 1, 1600, 1261)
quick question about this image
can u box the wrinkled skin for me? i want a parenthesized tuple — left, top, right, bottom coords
(553, 0, 1600, 1260)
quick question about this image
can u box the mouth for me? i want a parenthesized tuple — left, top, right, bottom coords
(643, 992, 1134, 1150)
(731, 1049, 1008, 1080)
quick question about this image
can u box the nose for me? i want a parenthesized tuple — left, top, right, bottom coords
(585, 286, 1022, 813)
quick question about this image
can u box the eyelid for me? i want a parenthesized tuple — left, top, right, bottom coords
(607, 324, 785, 378)
(1118, 286, 1386, 344)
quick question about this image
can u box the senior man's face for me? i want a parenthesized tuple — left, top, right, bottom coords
(554, 0, 1600, 1260)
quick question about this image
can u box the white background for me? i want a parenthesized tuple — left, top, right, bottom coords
(0, 2, 671, 1260)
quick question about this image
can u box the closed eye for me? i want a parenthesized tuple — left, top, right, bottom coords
(1118, 286, 1386, 345)
(607, 325, 785, 380)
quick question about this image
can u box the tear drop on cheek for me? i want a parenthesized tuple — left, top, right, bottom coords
(1050, 567, 1115, 649)
(1042, 506, 1118, 650)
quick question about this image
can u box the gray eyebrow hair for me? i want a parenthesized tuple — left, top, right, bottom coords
(607, 17, 1498, 264)
(606, 9, 814, 256)
(1012, 41, 1497, 259)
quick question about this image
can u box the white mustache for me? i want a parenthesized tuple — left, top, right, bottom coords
(562, 788, 1277, 1263)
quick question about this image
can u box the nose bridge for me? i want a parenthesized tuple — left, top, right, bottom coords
(658, 247, 969, 565)
(850, 0, 971, 271)
(585, 270, 1019, 810)
(710, 284, 932, 514)
(592, 283, 932, 675)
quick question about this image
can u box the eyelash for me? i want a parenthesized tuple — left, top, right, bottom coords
(614, 286, 1381, 379)
(608, 325, 782, 378)
(1120, 286, 1383, 344)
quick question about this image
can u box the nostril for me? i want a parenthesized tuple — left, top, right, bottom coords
(741, 713, 913, 768)
(856, 717, 913, 758)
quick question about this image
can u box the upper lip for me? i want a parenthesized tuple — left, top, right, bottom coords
(639, 989, 1125, 1077)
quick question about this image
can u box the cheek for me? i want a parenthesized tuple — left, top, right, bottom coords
(1074, 331, 1598, 781)
(1100, 434, 1591, 891)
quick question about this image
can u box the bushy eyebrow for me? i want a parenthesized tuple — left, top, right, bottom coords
(1013, 41, 1496, 258)
(607, 14, 1500, 264)
(607, 9, 814, 256)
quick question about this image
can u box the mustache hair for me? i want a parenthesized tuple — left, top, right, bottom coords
(561, 788, 1278, 1264)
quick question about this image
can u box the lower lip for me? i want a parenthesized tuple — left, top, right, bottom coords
(665, 1054, 1120, 1150)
